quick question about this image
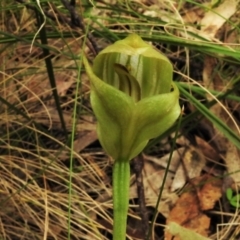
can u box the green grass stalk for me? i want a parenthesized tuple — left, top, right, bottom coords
(113, 159, 130, 240)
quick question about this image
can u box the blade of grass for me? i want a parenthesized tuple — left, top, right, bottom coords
(34, 4, 67, 140)
(177, 84, 240, 150)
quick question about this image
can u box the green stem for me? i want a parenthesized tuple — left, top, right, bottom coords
(113, 159, 130, 240)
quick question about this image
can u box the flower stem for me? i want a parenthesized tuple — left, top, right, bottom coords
(113, 159, 130, 240)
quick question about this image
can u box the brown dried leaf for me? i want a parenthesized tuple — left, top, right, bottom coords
(202, 56, 240, 185)
(198, 176, 223, 210)
(74, 131, 98, 153)
(225, 142, 240, 185)
(196, 136, 220, 162)
(166, 175, 221, 239)
(25, 72, 75, 99)
(167, 187, 200, 225)
(171, 146, 206, 191)
(200, 0, 237, 38)
(183, 6, 204, 24)
(143, 148, 185, 172)
(129, 160, 178, 218)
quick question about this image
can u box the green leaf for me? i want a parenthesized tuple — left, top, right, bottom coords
(230, 194, 240, 207)
(226, 188, 233, 201)
(167, 222, 211, 240)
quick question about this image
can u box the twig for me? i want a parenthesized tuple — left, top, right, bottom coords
(132, 154, 149, 240)
(60, 0, 98, 55)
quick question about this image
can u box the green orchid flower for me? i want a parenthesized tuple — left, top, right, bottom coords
(83, 33, 181, 240)
(83, 34, 181, 161)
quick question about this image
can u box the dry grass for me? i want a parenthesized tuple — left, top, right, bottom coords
(0, 1, 116, 239)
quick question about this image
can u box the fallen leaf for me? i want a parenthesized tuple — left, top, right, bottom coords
(183, 7, 204, 24)
(171, 146, 206, 191)
(202, 56, 240, 186)
(166, 186, 200, 225)
(196, 136, 220, 162)
(143, 147, 185, 172)
(74, 131, 98, 153)
(197, 175, 223, 210)
(129, 159, 178, 218)
(200, 0, 237, 38)
(25, 71, 75, 99)
(166, 175, 222, 239)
